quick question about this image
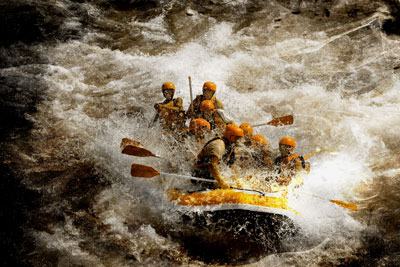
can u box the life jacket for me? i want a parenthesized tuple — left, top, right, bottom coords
(274, 154, 306, 172)
(195, 137, 236, 169)
(157, 98, 186, 129)
(203, 110, 225, 130)
(190, 95, 220, 118)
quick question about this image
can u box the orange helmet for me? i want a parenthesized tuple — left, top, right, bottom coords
(252, 134, 267, 146)
(239, 123, 253, 136)
(162, 82, 175, 91)
(189, 118, 211, 132)
(224, 124, 244, 143)
(202, 81, 216, 92)
(200, 100, 215, 111)
(279, 137, 295, 148)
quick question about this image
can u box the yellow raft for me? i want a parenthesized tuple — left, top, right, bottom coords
(168, 175, 304, 217)
(166, 187, 301, 262)
(169, 188, 298, 217)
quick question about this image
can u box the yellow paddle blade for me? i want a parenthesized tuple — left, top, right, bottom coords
(266, 115, 294, 127)
(131, 164, 160, 178)
(330, 200, 358, 211)
(122, 145, 157, 157)
(303, 151, 319, 161)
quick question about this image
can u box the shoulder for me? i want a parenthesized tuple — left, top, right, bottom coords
(204, 139, 225, 159)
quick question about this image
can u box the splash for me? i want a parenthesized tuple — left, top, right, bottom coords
(5, 0, 400, 265)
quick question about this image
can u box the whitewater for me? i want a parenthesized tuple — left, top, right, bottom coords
(2, 0, 400, 266)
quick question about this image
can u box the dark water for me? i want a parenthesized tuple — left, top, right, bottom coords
(2, 0, 400, 266)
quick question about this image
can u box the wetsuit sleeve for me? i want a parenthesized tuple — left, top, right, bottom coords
(187, 95, 200, 118)
(215, 109, 232, 124)
(175, 97, 184, 111)
(214, 97, 224, 109)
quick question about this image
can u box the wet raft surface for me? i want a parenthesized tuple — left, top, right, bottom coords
(2, 0, 400, 266)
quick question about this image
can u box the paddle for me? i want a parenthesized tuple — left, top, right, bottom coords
(297, 190, 358, 211)
(121, 138, 160, 158)
(120, 138, 140, 148)
(131, 164, 217, 183)
(252, 115, 293, 128)
(130, 164, 358, 211)
(303, 146, 339, 161)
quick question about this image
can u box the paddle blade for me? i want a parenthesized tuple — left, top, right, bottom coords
(266, 115, 293, 126)
(122, 145, 157, 157)
(330, 200, 358, 211)
(303, 151, 319, 161)
(121, 138, 140, 149)
(131, 164, 160, 178)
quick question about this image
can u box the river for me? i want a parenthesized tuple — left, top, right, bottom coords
(1, 0, 400, 266)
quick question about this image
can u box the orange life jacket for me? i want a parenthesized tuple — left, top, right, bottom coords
(157, 98, 186, 129)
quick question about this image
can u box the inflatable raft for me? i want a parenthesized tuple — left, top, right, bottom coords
(167, 187, 301, 262)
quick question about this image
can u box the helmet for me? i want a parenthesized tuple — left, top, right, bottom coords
(202, 81, 216, 92)
(200, 100, 215, 111)
(189, 118, 211, 132)
(279, 137, 295, 148)
(162, 82, 175, 91)
(239, 123, 253, 136)
(252, 134, 267, 146)
(224, 124, 244, 143)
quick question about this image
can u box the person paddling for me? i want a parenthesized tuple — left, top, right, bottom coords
(187, 81, 224, 119)
(274, 137, 310, 186)
(151, 82, 186, 130)
(199, 100, 230, 132)
(193, 124, 244, 189)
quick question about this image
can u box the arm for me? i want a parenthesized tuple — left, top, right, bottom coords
(215, 109, 233, 124)
(161, 97, 184, 112)
(208, 156, 230, 189)
(214, 98, 224, 109)
(294, 157, 307, 173)
(187, 100, 195, 118)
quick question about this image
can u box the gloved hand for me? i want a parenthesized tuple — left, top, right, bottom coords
(235, 180, 244, 189)
(215, 180, 230, 189)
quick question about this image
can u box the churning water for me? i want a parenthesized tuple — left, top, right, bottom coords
(2, 0, 400, 266)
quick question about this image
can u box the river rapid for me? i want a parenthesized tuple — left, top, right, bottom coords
(1, 0, 400, 266)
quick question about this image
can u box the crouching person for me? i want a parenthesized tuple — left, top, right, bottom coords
(192, 124, 244, 189)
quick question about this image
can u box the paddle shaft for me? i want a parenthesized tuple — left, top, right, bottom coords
(159, 172, 267, 194)
(159, 172, 356, 209)
(189, 76, 194, 114)
(252, 115, 293, 128)
(161, 172, 217, 183)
